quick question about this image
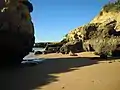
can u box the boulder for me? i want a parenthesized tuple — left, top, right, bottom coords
(0, 0, 35, 66)
(60, 40, 83, 54)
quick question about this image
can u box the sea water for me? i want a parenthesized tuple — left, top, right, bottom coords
(23, 47, 45, 60)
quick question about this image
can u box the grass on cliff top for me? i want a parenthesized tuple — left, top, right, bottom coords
(103, 0, 120, 12)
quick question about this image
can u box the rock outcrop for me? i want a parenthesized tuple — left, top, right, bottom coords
(0, 0, 35, 66)
(60, 39, 83, 54)
(62, 0, 120, 57)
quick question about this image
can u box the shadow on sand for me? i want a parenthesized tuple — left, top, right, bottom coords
(0, 56, 120, 90)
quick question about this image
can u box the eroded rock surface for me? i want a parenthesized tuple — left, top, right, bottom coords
(62, 0, 120, 57)
(0, 0, 35, 66)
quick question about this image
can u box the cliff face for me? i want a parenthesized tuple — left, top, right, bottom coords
(64, 0, 120, 42)
(90, 9, 120, 31)
(61, 0, 120, 57)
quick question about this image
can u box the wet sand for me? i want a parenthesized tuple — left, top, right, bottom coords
(0, 52, 120, 90)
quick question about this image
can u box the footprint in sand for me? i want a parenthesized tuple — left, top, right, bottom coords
(108, 61, 113, 63)
(62, 86, 65, 89)
(92, 80, 101, 84)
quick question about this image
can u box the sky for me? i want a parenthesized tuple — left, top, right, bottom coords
(30, 0, 110, 42)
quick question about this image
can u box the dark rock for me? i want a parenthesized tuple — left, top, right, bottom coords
(34, 51, 43, 55)
(60, 40, 83, 54)
(82, 23, 100, 40)
(20, 1, 33, 12)
(100, 54, 107, 59)
(82, 19, 120, 57)
(83, 40, 95, 52)
(70, 53, 78, 56)
(108, 61, 112, 63)
(44, 44, 62, 54)
(112, 50, 120, 57)
(0, 0, 35, 66)
(60, 44, 70, 54)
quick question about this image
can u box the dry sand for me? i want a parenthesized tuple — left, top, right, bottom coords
(1, 52, 120, 90)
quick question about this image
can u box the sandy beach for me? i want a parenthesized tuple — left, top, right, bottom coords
(1, 52, 120, 90)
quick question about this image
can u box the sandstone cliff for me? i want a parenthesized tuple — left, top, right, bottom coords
(60, 0, 120, 57)
(64, 0, 120, 42)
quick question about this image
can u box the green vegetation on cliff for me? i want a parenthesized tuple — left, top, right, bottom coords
(103, 0, 120, 12)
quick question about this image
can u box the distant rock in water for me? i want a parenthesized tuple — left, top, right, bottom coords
(62, 0, 120, 57)
(0, 0, 35, 66)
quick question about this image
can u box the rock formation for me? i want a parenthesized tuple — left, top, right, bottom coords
(60, 39, 83, 54)
(61, 0, 120, 58)
(0, 0, 35, 66)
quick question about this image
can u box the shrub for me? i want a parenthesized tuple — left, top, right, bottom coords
(103, 0, 120, 12)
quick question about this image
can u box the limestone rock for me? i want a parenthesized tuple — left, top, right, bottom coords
(63, 0, 120, 57)
(60, 40, 83, 54)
